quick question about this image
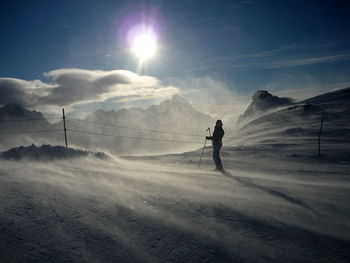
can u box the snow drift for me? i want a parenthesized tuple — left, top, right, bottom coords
(0, 144, 108, 161)
(0, 144, 349, 262)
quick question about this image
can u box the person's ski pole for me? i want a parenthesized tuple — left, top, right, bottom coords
(198, 127, 211, 167)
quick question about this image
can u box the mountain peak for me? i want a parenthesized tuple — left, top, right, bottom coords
(0, 103, 46, 121)
(237, 90, 293, 127)
(161, 95, 190, 106)
(1, 103, 25, 112)
(252, 90, 272, 100)
(170, 94, 188, 102)
(149, 95, 194, 114)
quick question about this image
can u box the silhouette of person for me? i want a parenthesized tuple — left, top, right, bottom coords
(206, 120, 225, 172)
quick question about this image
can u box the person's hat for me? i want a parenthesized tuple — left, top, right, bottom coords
(216, 119, 223, 126)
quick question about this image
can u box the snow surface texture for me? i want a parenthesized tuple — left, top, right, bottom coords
(0, 144, 107, 161)
(0, 88, 349, 262)
(0, 145, 349, 262)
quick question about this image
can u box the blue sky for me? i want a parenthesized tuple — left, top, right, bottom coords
(1, 0, 350, 116)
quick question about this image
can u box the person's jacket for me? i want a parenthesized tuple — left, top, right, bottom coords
(206, 126, 224, 146)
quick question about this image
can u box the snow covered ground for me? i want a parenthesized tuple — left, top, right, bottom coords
(0, 142, 349, 262)
(0, 88, 349, 262)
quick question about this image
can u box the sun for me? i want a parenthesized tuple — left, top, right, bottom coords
(131, 30, 157, 61)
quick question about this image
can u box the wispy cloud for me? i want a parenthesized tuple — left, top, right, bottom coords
(263, 52, 350, 69)
(189, 44, 350, 72)
(238, 45, 299, 59)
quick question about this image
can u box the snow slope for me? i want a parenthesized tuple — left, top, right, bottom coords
(233, 88, 350, 153)
(0, 88, 349, 262)
(0, 143, 349, 262)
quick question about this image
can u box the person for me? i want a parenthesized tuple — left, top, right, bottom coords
(206, 120, 225, 173)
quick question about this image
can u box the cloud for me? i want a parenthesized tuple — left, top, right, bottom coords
(189, 45, 350, 72)
(187, 45, 298, 72)
(42, 69, 178, 106)
(0, 69, 179, 108)
(263, 52, 350, 69)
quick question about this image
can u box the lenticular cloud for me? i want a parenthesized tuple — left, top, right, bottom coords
(0, 69, 179, 108)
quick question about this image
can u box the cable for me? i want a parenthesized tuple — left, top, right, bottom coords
(67, 129, 203, 144)
(68, 118, 263, 139)
(67, 118, 204, 137)
(1, 117, 347, 146)
(0, 129, 63, 135)
(2, 116, 318, 140)
(0, 117, 61, 122)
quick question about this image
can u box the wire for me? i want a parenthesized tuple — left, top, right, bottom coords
(1, 116, 320, 140)
(1, 117, 348, 147)
(0, 117, 61, 122)
(0, 129, 62, 135)
(67, 118, 204, 137)
(67, 129, 203, 144)
(68, 118, 262, 139)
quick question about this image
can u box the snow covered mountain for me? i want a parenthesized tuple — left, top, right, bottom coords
(65, 95, 214, 154)
(0, 103, 53, 150)
(0, 96, 214, 154)
(237, 90, 293, 127)
(0, 103, 46, 121)
(86, 95, 212, 135)
(233, 87, 350, 152)
(0, 103, 49, 129)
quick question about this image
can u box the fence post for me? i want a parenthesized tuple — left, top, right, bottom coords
(318, 113, 324, 157)
(62, 108, 68, 148)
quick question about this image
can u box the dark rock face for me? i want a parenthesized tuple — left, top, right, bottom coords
(250, 90, 293, 111)
(252, 90, 270, 100)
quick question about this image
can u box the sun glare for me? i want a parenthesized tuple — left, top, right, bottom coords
(131, 31, 157, 61)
